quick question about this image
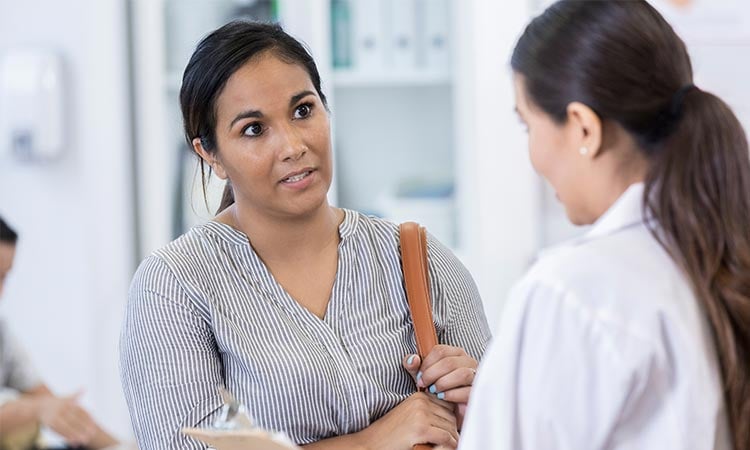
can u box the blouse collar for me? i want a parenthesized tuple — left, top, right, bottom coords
(201, 207, 359, 246)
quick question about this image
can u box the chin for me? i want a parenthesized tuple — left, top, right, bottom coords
(564, 207, 594, 227)
(288, 189, 331, 217)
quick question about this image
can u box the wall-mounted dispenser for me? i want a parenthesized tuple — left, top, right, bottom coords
(0, 49, 65, 162)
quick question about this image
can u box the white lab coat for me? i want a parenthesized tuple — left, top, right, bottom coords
(460, 183, 730, 450)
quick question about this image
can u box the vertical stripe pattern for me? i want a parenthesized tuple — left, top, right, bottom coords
(120, 209, 490, 449)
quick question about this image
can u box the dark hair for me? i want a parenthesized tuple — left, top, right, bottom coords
(0, 216, 18, 244)
(179, 21, 328, 213)
(513, 1, 750, 447)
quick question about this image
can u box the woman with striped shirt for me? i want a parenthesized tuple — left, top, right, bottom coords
(119, 21, 490, 450)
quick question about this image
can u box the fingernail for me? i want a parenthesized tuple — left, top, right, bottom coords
(407, 355, 416, 365)
(416, 371, 422, 381)
(429, 384, 437, 394)
(437, 392, 445, 400)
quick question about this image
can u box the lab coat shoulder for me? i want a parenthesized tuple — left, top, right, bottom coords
(479, 226, 682, 448)
(524, 223, 666, 296)
(520, 222, 688, 332)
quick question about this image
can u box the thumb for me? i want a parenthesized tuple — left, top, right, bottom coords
(402, 354, 423, 386)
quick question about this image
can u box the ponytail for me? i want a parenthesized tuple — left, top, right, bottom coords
(197, 160, 235, 215)
(644, 88, 750, 448)
(218, 181, 235, 213)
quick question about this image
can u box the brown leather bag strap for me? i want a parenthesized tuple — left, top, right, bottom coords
(400, 222, 438, 359)
(400, 222, 438, 450)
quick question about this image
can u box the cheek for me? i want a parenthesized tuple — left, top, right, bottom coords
(527, 132, 555, 180)
(527, 130, 573, 202)
(309, 117, 332, 161)
(528, 139, 544, 174)
(313, 116, 331, 146)
(218, 149, 269, 189)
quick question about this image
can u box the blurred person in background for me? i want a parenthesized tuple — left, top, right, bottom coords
(0, 216, 120, 450)
(120, 21, 490, 450)
(460, 1, 749, 449)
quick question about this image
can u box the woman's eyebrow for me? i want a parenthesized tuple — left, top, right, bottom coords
(230, 109, 263, 130)
(290, 90, 315, 106)
(228, 91, 316, 130)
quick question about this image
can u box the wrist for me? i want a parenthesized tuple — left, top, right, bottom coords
(302, 430, 371, 450)
(350, 428, 372, 450)
(350, 425, 380, 450)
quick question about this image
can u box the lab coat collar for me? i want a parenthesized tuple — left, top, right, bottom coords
(543, 183, 650, 256)
(581, 182, 648, 242)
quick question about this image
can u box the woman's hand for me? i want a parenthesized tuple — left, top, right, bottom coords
(402, 345, 478, 429)
(35, 392, 118, 449)
(357, 392, 458, 450)
(36, 393, 99, 447)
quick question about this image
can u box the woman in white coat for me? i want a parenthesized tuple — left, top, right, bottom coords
(459, 1, 750, 449)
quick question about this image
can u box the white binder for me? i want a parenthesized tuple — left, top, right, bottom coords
(352, 0, 386, 72)
(387, 0, 419, 70)
(419, 0, 451, 72)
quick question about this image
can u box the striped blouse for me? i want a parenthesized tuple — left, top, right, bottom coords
(120, 209, 490, 449)
(0, 319, 42, 406)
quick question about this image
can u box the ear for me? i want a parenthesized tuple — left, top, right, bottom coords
(566, 102, 603, 158)
(192, 137, 228, 180)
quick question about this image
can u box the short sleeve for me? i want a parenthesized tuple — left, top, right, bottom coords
(0, 321, 42, 393)
(426, 234, 491, 362)
(120, 256, 224, 450)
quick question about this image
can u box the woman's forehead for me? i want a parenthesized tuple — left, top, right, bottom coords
(217, 54, 314, 112)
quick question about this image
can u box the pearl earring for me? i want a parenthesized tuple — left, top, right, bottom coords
(579, 146, 589, 156)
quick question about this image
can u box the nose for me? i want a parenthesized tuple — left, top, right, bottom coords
(277, 123, 307, 162)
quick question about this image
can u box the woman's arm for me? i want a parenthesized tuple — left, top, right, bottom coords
(302, 393, 458, 450)
(120, 256, 224, 450)
(425, 234, 491, 361)
(0, 389, 42, 433)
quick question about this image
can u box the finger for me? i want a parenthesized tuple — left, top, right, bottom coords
(429, 405, 458, 430)
(60, 404, 97, 445)
(50, 414, 85, 446)
(434, 385, 473, 404)
(420, 345, 466, 372)
(410, 414, 458, 449)
(402, 354, 422, 384)
(426, 366, 477, 397)
(421, 422, 459, 448)
(421, 355, 477, 390)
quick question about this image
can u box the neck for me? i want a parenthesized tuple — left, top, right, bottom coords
(588, 153, 649, 223)
(223, 203, 344, 263)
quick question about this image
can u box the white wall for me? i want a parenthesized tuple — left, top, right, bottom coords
(0, 0, 135, 440)
(653, 0, 750, 131)
(454, 0, 537, 325)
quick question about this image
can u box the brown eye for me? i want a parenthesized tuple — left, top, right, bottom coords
(294, 103, 312, 119)
(243, 123, 263, 137)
